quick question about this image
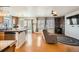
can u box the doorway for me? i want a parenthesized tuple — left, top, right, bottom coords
(55, 17, 65, 34)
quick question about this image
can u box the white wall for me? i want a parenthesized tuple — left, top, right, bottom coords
(65, 10, 79, 39)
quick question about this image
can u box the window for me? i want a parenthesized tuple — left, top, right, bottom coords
(37, 17, 45, 32)
(46, 17, 54, 29)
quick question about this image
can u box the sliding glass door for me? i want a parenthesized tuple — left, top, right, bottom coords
(37, 17, 55, 33)
(46, 17, 55, 33)
(37, 18, 45, 32)
(25, 17, 55, 33)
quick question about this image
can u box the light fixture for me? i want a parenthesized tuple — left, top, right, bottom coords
(51, 10, 57, 16)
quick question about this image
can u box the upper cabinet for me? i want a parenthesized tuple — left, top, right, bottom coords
(0, 16, 3, 23)
(12, 16, 19, 28)
(12, 16, 18, 25)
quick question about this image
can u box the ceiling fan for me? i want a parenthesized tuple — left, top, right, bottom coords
(51, 10, 57, 16)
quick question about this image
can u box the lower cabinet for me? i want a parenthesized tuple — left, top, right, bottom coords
(0, 32, 4, 40)
(0, 32, 15, 40)
(4, 32, 15, 40)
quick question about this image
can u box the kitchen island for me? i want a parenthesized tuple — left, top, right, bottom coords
(0, 28, 27, 48)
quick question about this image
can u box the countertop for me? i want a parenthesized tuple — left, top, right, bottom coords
(0, 28, 27, 32)
(0, 40, 16, 51)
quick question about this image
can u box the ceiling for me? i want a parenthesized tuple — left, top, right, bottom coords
(0, 6, 79, 17)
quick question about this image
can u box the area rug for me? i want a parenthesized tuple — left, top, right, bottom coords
(57, 36, 79, 46)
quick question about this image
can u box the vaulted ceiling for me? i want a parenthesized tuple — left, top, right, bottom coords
(0, 6, 79, 17)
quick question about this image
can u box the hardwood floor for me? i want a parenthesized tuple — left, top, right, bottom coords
(15, 32, 79, 52)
